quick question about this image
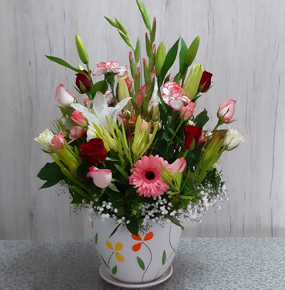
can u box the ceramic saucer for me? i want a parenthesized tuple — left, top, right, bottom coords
(99, 264, 173, 288)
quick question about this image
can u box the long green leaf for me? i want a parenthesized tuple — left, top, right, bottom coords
(162, 250, 166, 265)
(46, 55, 83, 73)
(158, 38, 180, 86)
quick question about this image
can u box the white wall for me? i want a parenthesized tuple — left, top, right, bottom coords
(1, 0, 284, 240)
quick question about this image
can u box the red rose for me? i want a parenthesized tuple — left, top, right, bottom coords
(199, 71, 213, 93)
(184, 125, 202, 149)
(80, 138, 107, 164)
(76, 70, 91, 93)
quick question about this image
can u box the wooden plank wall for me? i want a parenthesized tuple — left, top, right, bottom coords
(0, 0, 284, 240)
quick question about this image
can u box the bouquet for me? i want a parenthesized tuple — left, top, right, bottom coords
(35, 0, 244, 235)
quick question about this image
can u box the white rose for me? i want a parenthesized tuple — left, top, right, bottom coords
(34, 129, 54, 151)
(223, 127, 245, 150)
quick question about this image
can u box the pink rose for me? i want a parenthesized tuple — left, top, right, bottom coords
(71, 110, 87, 126)
(180, 102, 196, 120)
(218, 99, 236, 123)
(69, 126, 85, 140)
(55, 84, 75, 107)
(87, 166, 112, 188)
(162, 81, 189, 110)
(170, 158, 186, 175)
(51, 131, 65, 149)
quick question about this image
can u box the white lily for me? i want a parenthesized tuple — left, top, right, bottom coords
(71, 92, 131, 141)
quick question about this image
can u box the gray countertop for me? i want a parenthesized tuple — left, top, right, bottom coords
(0, 237, 285, 290)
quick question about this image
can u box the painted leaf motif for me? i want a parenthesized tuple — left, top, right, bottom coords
(95, 233, 98, 245)
(143, 232, 154, 241)
(132, 243, 142, 252)
(115, 253, 124, 262)
(106, 241, 113, 250)
(112, 266, 117, 274)
(115, 243, 123, 251)
(100, 254, 109, 269)
(162, 250, 166, 265)
(132, 234, 142, 241)
(137, 257, 145, 270)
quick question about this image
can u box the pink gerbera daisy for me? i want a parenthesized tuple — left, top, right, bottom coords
(129, 155, 171, 198)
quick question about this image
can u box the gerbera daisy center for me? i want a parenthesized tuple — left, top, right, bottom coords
(145, 171, 155, 180)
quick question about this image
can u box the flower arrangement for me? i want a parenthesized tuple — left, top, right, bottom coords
(35, 0, 244, 235)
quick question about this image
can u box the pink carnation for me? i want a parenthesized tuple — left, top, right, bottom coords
(129, 155, 171, 198)
(92, 61, 128, 77)
(161, 81, 189, 110)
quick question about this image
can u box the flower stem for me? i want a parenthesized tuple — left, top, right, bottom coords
(142, 242, 152, 283)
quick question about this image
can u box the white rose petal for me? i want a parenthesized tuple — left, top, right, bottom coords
(223, 127, 245, 150)
(34, 129, 54, 151)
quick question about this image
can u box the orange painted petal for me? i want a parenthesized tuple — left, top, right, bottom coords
(132, 243, 142, 252)
(115, 242, 123, 251)
(132, 234, 142, 241)
(143, 232, 154, 241)
(115, 252, 124, 262)
(106, 241, 113, 250)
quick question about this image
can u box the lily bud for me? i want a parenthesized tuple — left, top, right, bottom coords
(75, 35, 89, 64)
(117, 72, 130, 102)
(183, 63, 203, 100)
(155, 42, 166, 77)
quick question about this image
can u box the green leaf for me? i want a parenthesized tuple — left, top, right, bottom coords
(179, 37, 188, 76)
(158, 38, 180, 86)
(163, 132, 170, 142)
(179, 195, 194, 200)
(109, 224, 121, 239)
(137, 257, 145, 270)
(169, 216, 184, 230)
(46, 55, 83, 73)
(194, 109, 209, 127)
(112, 266, 118, 274)
(95, 233, 98, 244)
(37, 162, 65, 188)
(162, 250, 166, 265)
(108, 183, 120, 192)
(100, 254, 109, 269)
(125, 207, 139, 235)
(114, 164, 129, 180)
(90, 80, 108, 98)
(184, 36, 200, 66)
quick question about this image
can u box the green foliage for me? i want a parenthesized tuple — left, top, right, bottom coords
(46, 56, 83, 73)
(158, 38, 180, 86)
(194, 109, 209, 127)
(37, 162, 65, 189)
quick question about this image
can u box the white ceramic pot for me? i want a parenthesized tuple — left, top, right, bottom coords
(93, 217, 182, 283)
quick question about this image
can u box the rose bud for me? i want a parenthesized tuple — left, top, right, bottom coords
(184, 125, 202, 149)
(170, 158, 187, 175)
(180, 102, 196, 120)
(71, 110, 87, 126)
(199, 71, 213, 92)
(75, 70, 91, 93)
(69, 126, 85, 140)
(34, 129, 54, 151)
(55, 84, 75, 107)
(223, 127, 245, 150)
(218, 99, 236, 123)
(87, 166, 112, 188)
(51, 132, 65, 149)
